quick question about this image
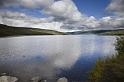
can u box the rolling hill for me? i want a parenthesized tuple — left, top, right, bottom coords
(0, 24, 124, 37)
(0, 24, 65, 37)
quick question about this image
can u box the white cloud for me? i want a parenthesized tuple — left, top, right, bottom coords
(0, 11, 64, 31)
(19, 0, 54, 9)
(43, 0, 82, 22)
(0, 0, 54, 9)
(32, 22, 63, 31)
(0, 0, 124, 31)
(0, 0, 84, 31)
(107, 0, 124, 16)
(83, 16, 100, 28)
(44, 1, 67, 16)
(100, 16, 124, 28)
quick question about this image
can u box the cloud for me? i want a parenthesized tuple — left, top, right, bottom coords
(43, 0, 82, 22)
(0, 10, 27, 19)
(0, 0, 124, 31)
(19, 0, 54, 9)
(82, 16, 100, 28)
(0, 0, 54, 9)
(0, 10, 64, 31)
(0, 0, 17, 7)
(107, 0, 124, 16)
(0, 0, 84, 31)
(99, 16, 124, 28)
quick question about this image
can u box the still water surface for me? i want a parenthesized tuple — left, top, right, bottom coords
(0, 35, 116, 82)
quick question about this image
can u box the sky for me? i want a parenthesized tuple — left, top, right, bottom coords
(73, 0, 111, 18)
(0, 0, 124, 32)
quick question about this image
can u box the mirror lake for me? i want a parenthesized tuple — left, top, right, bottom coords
(0, 35, 117, 82)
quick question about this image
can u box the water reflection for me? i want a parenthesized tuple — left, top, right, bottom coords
(80, 35, 116, 57)
(0, 35, 116, 82)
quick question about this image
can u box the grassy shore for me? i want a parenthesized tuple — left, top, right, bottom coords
(89, 37, 124, 82)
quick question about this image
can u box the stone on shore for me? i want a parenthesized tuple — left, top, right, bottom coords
(0, 74, 18, 82)
(57, 77, 68, 82)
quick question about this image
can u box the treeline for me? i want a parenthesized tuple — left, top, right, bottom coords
(89, 37, 124, 82)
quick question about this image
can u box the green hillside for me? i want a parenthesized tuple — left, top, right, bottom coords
(99, 30, 124, 35)
(0, 24, 64, 37)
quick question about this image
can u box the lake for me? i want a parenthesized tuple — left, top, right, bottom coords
(0, 35, 116, 82)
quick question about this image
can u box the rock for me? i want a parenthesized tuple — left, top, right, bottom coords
(0, 74, 18, 82)
(57, 77, 68, 82)
(31, 77, 47, 82)
(31, 76, 40, 82)
(42, 80, 47, 82)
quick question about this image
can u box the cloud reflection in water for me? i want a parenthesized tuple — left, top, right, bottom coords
(0, 35, 116, 82)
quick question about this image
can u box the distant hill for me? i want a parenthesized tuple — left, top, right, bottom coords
(0, 24, 65, 37)
(0, 24, 124, 37)
(66, 29, 124, 35)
